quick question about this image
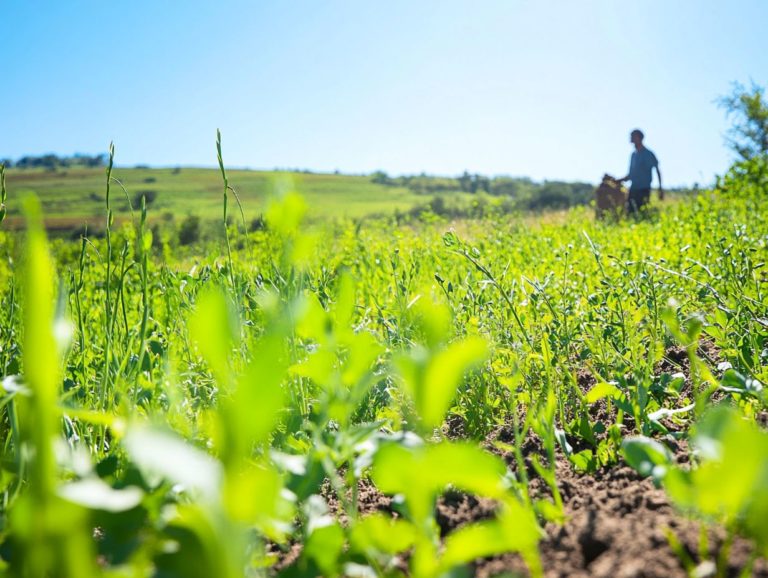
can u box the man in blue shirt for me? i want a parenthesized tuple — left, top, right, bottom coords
(618, 129, 663, 214)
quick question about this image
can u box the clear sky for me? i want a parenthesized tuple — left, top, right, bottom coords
(2, 1, 767, 186)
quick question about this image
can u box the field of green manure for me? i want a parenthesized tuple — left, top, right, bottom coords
(0, 144, 766, 578)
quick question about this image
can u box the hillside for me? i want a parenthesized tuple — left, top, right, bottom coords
(3, 167, 459, 231)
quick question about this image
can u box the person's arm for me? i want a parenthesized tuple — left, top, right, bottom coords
(656, 166, 663, 200)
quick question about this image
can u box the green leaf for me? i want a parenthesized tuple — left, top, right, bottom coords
(295, 293, 329, 343)
(349, 513, 416, 555)
(20, 196, 59, 493)
(622, 436, 672, 481)
(720, 369, 763, 395)
(123, 427, 223, 502)
(224, 464, 291, 538)
(402, 336, 489, 430)
(265, 190, 306, 236)
(409, 293, 452, 349)
(59, 478, 143, 513)
(235, 334, 287, 441)
(585, 381, 621, 404)
(569, 450, 597, 473)
(372, 440, 508, 528)
(188, 288, 239, 387)
(303, 495, 345, 576)
(685, 407, 768, 537)
(424, 442, 507, 498)
(440, 503, 540, 570)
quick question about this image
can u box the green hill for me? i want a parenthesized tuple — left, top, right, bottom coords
(3, 167, 462, 232)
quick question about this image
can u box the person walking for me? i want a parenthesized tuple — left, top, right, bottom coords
(618, 129, 663, 214)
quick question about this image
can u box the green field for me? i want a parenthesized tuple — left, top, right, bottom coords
(0, 148, 767, 577)
(3, 167, 476, 230)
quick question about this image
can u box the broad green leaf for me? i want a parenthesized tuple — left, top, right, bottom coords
(189, 288, 239, 387)
(59, 478, 143, 513)
(372, 442, 507, 505)
(230, 333, 287, 451)
(295, 293, 328, 343)
(371, 443, 419, 495)
(423, 442, 507, 498)
(224, 464, 292, 539)
(291, 347, 336, 385)
(265, 190, 306, 236)
(419, 337, 489, 430)
(534, 498, 563, 522)
(569, 450, 597, 473)
(585, 381, 621, 404)
(440, 503, 540, 570)
(124, 427, 223, 502)
(341, 331, 383, 388)
(304, 523, 344, 577)
(350, 513, 416, 554)
(303, 495, 344, 576)
(410, 293, 451, 349)
(622, 436, 672, 481)
(684, 407, 768, 544)
(720, 369, 763, 395)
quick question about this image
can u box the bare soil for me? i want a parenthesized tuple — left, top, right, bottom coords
(473, 424, 767, 577)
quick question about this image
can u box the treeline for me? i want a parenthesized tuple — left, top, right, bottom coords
(1, 153, 107, 170)
(371, 170, 596, 210)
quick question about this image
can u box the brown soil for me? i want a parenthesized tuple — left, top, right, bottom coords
(465, 423, 767, 577)
(322, 477, 397, 524)
(470, 458, 768, 577)
(437, 490, 498, 536)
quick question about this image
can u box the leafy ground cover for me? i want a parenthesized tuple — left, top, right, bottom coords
(0, 148, 766, 577)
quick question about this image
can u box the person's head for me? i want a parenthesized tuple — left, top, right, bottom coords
(630, 129, 644, 147)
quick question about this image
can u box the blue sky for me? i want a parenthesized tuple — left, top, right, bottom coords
(2, 1, 767, 186)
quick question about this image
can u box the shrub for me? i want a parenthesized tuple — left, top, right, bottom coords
(134, 190, 158, 207)
(178, 215, 201, 245)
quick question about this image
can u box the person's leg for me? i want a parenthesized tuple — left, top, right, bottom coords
(628, 188, 650, 215)
(637, 188, 651, 211)
(627, 190, 640, 215)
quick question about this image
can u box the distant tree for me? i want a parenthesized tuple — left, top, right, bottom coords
(429, 196, 447, 216)
(46, 156, 59, 170)
(12, 153, 105, 169)
(178, 215, 201, 245)
(719, 82, 768, 160)
(134, 190, 158, 207)
(86, 154, 107, 167)
(458, 171, 472, 192)
(490, 178, 520, 197)
(371, 170, 391, 185)
(0, 159, 12, 168)
(525, 182, 573, 210)
(474, 174, 491, 194)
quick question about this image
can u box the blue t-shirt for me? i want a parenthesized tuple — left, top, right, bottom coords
(628, 147, 658, 191)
